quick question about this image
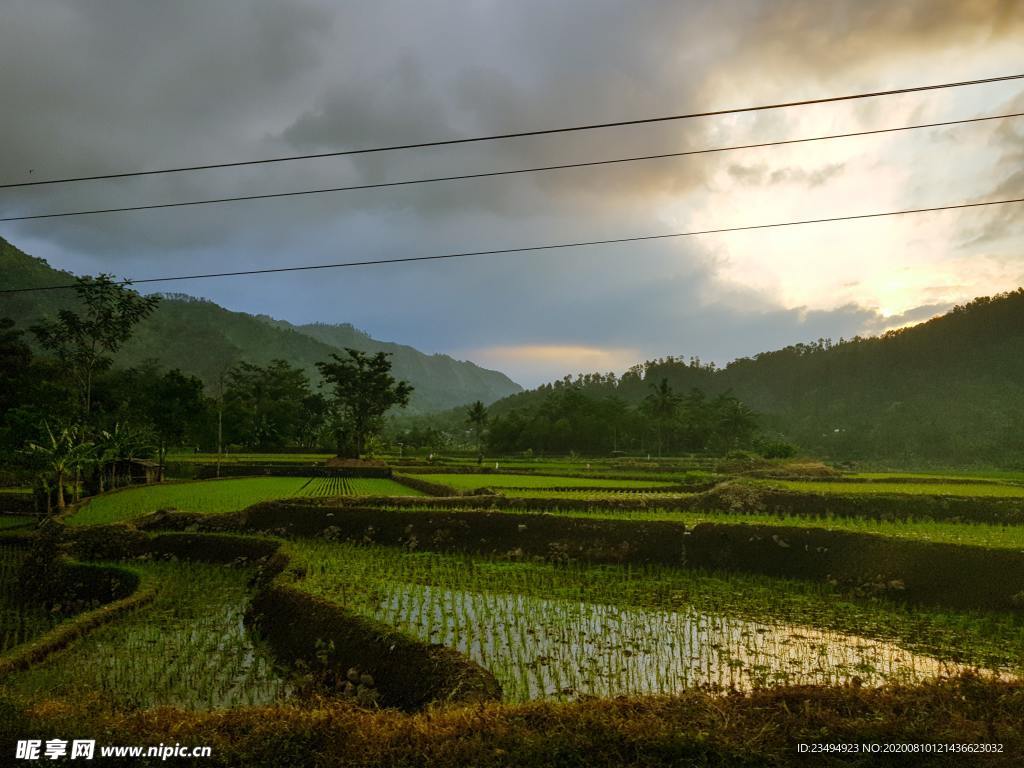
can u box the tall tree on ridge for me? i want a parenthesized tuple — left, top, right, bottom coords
(317, 349, 413, 459)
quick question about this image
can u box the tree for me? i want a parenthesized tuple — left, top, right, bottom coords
(30, 275, 159, 419)
(316, 349, 413, 458)
(679, 388, 714, 452)
(711, 393, 758, 452)
(24, 423, 93, 511)
(224, 360, 312, 449)
(465, 400, 488, 464)
(0, 318, 31, 412)
(148, 369, 207, 471)
(297, 392, 330, 449)
(641, 378, 681, 456)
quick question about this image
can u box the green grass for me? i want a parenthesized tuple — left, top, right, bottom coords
(70, 477, 312, 526)
(770, 480, 1024, 497)
(69, 476, 424, 526)
(0, 561, 291, 711)
(357, 502, 1024, 550)
(537, 508, 1024, 550)
(288, 540, 1024, 701)
(419, 473, 675, 490)
(502, 489, 693, 501)
(852, 469, 1024, 483)
(0, 516, 34, 530)
(400, 460, 715, 483)
(166, 452, 331, 464)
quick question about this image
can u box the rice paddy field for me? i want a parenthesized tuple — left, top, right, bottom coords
(6, 457, 1024, 765)
(68, 475, 424, 526)
(288, 541, 1023, 702)
(0, 561, 292, 711)
(411, 473, 676, 491)
(0, 544, 63, 654)
(415, 505, 1024, 550)
(853, 469, 1024, 483)
(770, 479, 1024, 497)
(500, 488, 692, 501)
(165, 452, 333, 464)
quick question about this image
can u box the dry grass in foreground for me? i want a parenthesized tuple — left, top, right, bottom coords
(2, 674, 1021, 767)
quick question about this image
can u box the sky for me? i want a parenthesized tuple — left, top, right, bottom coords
(0, 0, 1021, 387)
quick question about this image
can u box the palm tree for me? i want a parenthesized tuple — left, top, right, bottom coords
(641, 379, 681, 457)
(713, 393, 758, 451)
(465, 400, 488, 464)
(25, 423, 93, 512)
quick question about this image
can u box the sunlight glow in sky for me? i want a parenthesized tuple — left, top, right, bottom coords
(0, 2, 1021, 387)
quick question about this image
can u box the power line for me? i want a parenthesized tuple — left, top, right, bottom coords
(2, 112, 1019, 223)
(2, 197, 1019, 295)
(2, 73, 1021, 190)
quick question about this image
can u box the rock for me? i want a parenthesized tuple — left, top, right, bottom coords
(346, 667, 360, 683)
(359, 673, 375, 687)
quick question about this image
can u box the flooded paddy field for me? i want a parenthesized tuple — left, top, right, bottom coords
(0, 543, 63, 654)
(290, 541, 1022, 702)
(376, 585, 999, 701)
(1, 561, 292, 710)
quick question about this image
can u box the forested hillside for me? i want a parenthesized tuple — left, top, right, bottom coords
(721, 290, 1024, 463)
(0, 237, 521, 412)
(475, 290, 1024, 464)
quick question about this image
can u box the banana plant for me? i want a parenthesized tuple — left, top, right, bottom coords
(24, 423, 94, 512)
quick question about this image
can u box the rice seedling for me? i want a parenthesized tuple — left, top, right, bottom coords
(501, 489, 693, 501)
(0, 561, 292, 711)
(71, 476, 425, 526)
(165, 452, 333, 464)
(417, 474, 675, 491)
(769, 480, 1024, 497)
(0, 516, 34, 530)
(70, 478, 313, 526)
(852, 470, 1024, 483)
(296, 477, 425, 498)
(375, 584, 1003, 701)
(287, 541, 1024, 701)
(365, 503, 1024, 550)
(0, 544, 63, 654)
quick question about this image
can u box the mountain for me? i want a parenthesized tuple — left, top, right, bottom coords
(718, 290, 1024, 463)
(481, 290, 1024, 465)
(0, 237, 522, 412)
(262, 318, 524, 409)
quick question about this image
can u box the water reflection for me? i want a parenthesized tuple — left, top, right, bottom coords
(378, 586, 1011, 702)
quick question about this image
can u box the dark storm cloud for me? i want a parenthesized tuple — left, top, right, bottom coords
(0, 0, 1020, 384)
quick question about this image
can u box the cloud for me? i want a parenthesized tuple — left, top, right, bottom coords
(0, 1, 1021, 387)
(957, 93, 1024, 245)
(727, 162, 845, 187)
